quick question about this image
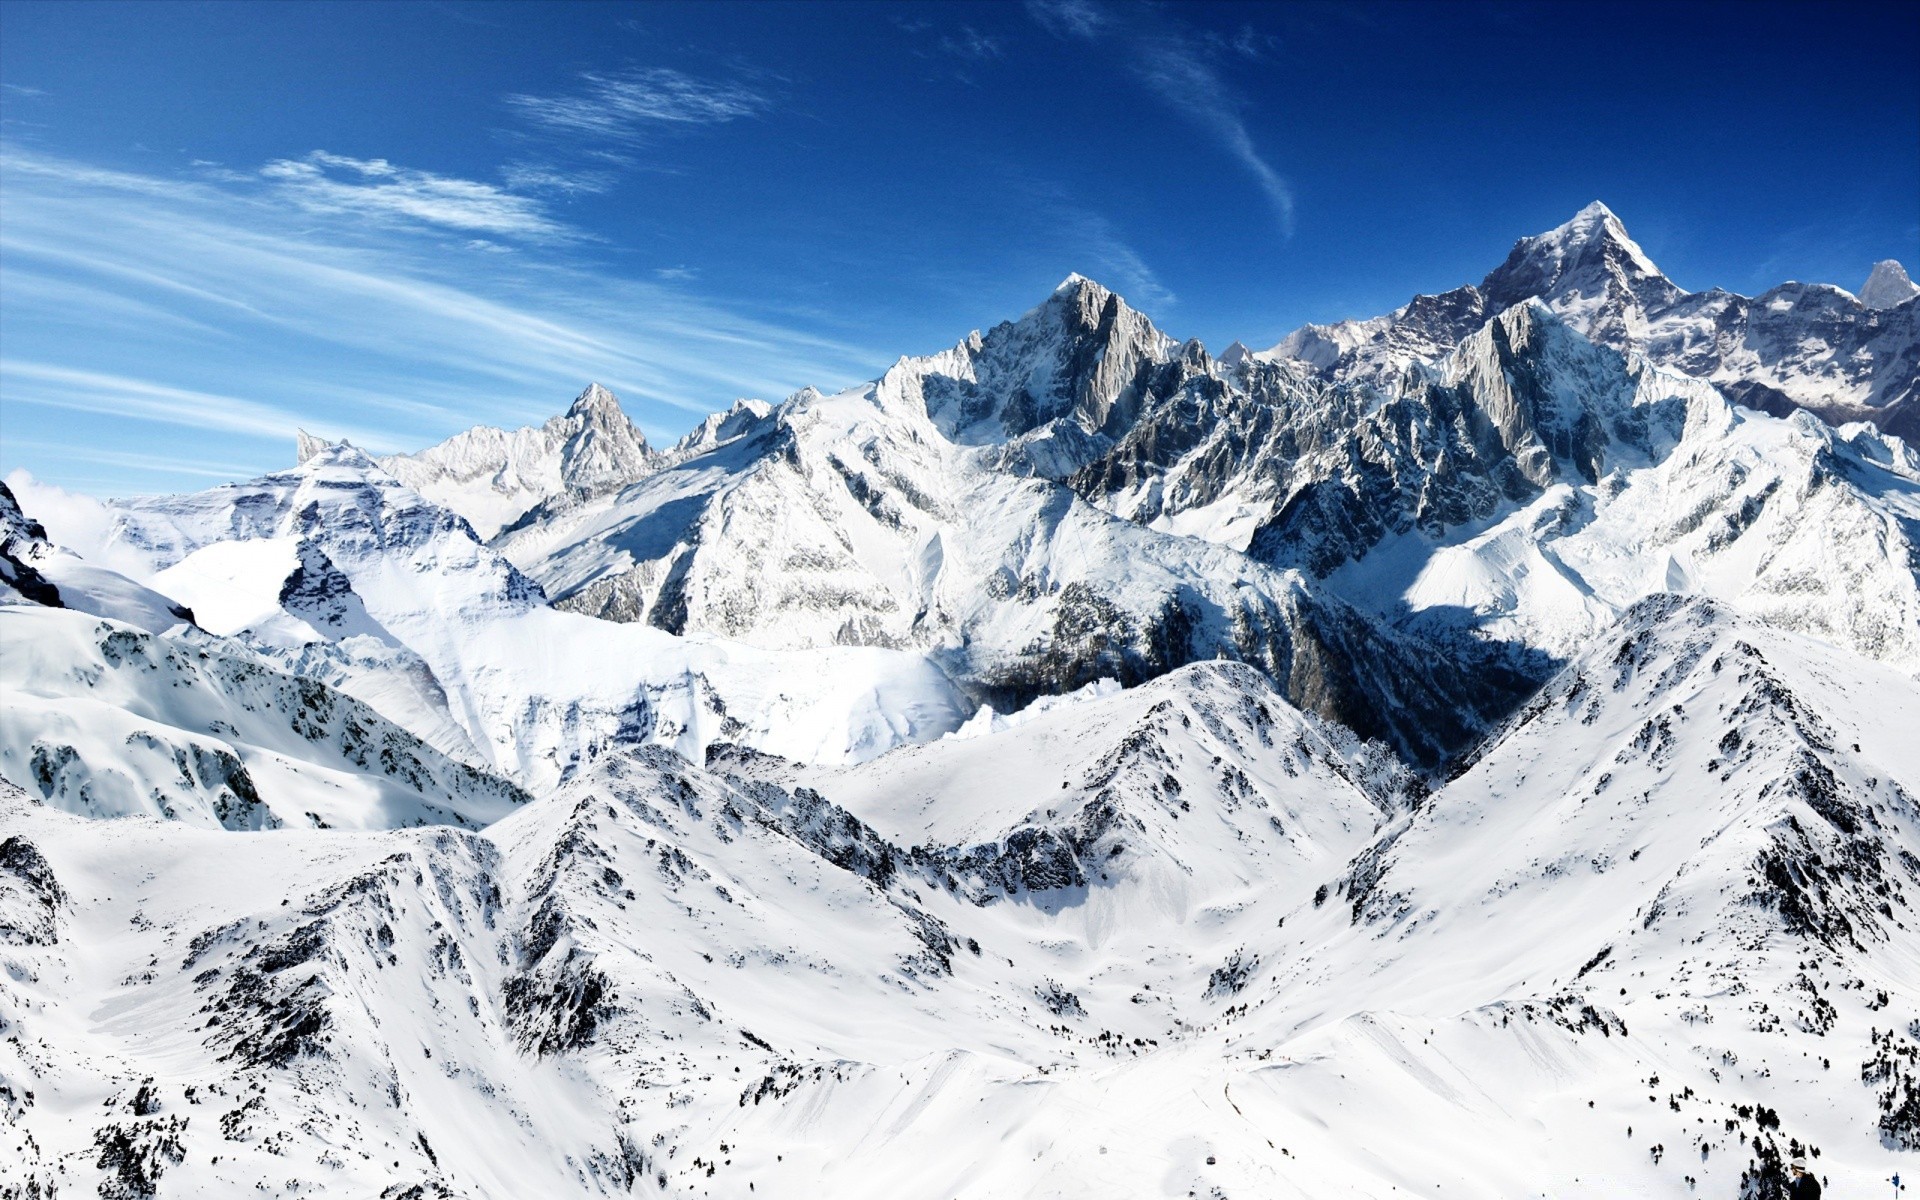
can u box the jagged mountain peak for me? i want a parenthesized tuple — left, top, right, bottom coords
(1482, 200, 1671, 308)
(369, 384, 659, 540)
(295, 429, 334, 465)
(564, 381, 625, 421)
(1861, 258, 1920, 309)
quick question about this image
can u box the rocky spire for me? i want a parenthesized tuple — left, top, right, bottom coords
(1860, 259, 1919, 309)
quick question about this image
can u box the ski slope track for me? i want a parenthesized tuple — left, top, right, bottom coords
(2, 203, 1917, 1199)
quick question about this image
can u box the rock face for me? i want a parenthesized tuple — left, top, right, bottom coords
(0, 480, 63, 608)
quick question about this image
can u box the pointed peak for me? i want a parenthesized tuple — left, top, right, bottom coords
(1535, 200, 1644, 258)
(295, 429, 335, 465)
(1047, 273, 1121, 309)
(1860, 259, 1919, 309)
(1482, 201, 1667, 307)
(300, 439, 376, 471)
(568, 382, 624, 420)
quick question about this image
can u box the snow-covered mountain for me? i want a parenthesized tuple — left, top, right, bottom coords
(4, 600, 1915, 1197)
(1266, 202, 1920, 440)
(360, 382, 661, 540)
(1862, 259, 1920, 310)
(3, 202, 1916, 1198)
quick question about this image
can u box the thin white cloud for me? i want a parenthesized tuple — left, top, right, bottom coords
(260, 150, 571, 240)
(1027, 0, 1294, 235)
(0, 360, 396, 448)
(939, 27, 1006, 61)
(1027, 0, 1109, 39)
(506, 67, 767, 143)
(1062, 209, 1175, 310)
(501, 161, 616, 194)
(0, 145, 890, 494)
(2, 440, 263, 480)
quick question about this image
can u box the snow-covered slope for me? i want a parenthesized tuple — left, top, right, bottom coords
(364, 383, 660, 539)
(5, 599, 1913, 1198)
(1, 480, 193, 633)
(0, 606, 530, 830)
(57, 445, 969, 788)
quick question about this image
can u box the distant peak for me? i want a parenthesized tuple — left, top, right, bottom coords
(295, 429, 335, 465)
(1860, 259, 1919, 309)
(568, 382, 623, 419)
(1481, 201, 1667, 306)
(1538, 201, 1641, 257)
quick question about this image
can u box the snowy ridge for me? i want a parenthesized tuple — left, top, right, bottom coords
(372, 383, 661, 540)
(1266, 202, 1920, 440)
(0, 606, 531, 830)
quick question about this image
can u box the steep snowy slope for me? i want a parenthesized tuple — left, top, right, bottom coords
(63, 445, 969, 788)
(6, 599, 1913, 1198)
(1, 480, 193, 634)
(365, 383, 660, 539)
(1267, 202, 1920, 439)
(1205, 594, 1920, 1195)
(0, 604, 530, 830)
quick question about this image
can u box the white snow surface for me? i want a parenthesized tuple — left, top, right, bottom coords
(3, 602, 1915, 1198)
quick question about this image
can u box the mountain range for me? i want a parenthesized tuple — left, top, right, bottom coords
(3, 204, 1917, 1199)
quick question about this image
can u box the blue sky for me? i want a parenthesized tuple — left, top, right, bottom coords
(2, 0, 1915, 496)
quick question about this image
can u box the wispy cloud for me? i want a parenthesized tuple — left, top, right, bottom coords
(501, 161, 616, 195)
(1027, 0, 1109, 39)
(1027, 0, 1294, 236)
(939, 27, 1006, 62)
(2, 440, 266, 481)
(0, 145, 890, 494)
(1061, 209, 1174, 310)
(506, 67, 767, 144)
(261, 150, 571, 240)
(2, 83, 47, 97)
(0, 360, 397, 447)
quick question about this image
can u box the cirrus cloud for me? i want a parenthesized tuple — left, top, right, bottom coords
(506, 67, 768, 145)
(260, 151, 572, 241)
